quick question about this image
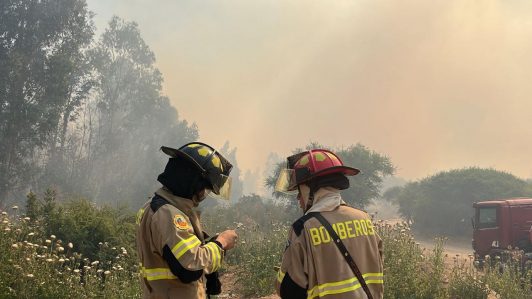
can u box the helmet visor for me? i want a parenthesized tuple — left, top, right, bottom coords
(274, 169, 298, 195)
(207, 175, 232, 200)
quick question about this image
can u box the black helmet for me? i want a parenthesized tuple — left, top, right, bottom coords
(161, 142, 233, 200)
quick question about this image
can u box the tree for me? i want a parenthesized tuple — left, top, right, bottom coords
(266, 143, 395, 208)
(0, 0, 94, 206)
(81, 16, 198, 205)
(396, 168, 532, 236)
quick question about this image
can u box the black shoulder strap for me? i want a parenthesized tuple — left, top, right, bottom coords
(150, 194, 169, 213)
(311, 212, 374, 299)
(292, 213, 315, 237)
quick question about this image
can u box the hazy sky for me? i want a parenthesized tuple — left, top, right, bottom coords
(87, 0, 532, 181)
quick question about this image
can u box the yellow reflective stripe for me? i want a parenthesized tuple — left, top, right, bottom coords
(175, 239, 201, 259)
(205, 243, 215, 270)
(208, 243, 217, 271)
(309, 273, 383, 291)
(205, 242, 219, 271)
(136, 208, 145, 224)
(307, 272, 383, 299)
(143, 267, 168, 273)
(362, 272, 383, 278)
(277, 270, 286, 283)
(316, 284, 361, 298)
(210, 243, 222, 271)
(172, 235, 201, 259)
(171, 235, 198, 252)
(212, 242, 223, 271)
(141, 267, 177, 281)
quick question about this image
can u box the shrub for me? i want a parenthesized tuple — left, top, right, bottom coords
(378, 222, 448, 299)
(0, 206, 140, 298)
(25, 190, 137, 261)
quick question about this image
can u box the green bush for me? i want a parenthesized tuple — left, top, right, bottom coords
(0, 204, 140, 298)
(378, 222, 448, 299)
(26, 189, 137, 261)
(483, 252, 532, 299)
(448, 257, 489, 299)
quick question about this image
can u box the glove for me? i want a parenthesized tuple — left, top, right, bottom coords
(206, 271, 222, 295)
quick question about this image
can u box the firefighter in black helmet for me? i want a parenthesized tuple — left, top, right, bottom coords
(136, 142, 238, 299)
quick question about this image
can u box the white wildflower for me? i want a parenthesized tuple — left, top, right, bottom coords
(11, 244, 18, 249)
(4, 228, 11, 232)
(28, 232, 35, 236)
(45, 239, 51, 244)
(97, 269, 103, 273)
(24, 217, 30, 221)
(91, 261, 99, 266)
(67, 242, 73, 249)
(1, 211, 6, 215)
(12, 206, 18, 210)
(26, 274, 34, 278)
(104, 270, 111, 275)
(57, 247, 64, 253)
(58, 258, 65, 263)
(74, 269, 80, 273)
(46, 259, 53, 263)
(50, 235, 56, 240)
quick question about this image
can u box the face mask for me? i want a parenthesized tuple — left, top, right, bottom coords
(192, 189, 208, 207)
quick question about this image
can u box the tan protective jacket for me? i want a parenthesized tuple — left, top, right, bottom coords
(275, 189, 384, 299)
(136, 188, 224, 299)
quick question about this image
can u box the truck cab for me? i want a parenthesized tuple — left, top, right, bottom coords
(472, 198, 532, 259)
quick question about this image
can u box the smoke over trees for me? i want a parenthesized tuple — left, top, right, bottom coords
(0, 1, 197, 207)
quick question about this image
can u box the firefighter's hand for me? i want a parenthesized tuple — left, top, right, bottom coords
(216, 230, 238, 250)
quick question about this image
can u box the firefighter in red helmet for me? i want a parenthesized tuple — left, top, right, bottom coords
(136, 142, 238, 299)
(274, 149, 384, 299)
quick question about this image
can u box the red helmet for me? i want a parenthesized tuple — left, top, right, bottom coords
(275, 149, 359, 194)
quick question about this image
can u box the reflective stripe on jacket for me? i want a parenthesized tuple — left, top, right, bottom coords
(136, 188, 224, 299)
(275, 189, 384, 299)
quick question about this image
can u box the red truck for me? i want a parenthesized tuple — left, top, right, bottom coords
(472, 198, 532, 263)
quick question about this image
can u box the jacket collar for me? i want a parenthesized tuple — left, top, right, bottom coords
(156, 187, 195, 212)
(305, 187, 346, 214)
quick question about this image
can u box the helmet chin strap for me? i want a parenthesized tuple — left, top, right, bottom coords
(303, 182, 317, 213)
(304, 193, 314, 213)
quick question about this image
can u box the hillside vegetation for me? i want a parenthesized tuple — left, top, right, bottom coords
(1, 192, 531, 298)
